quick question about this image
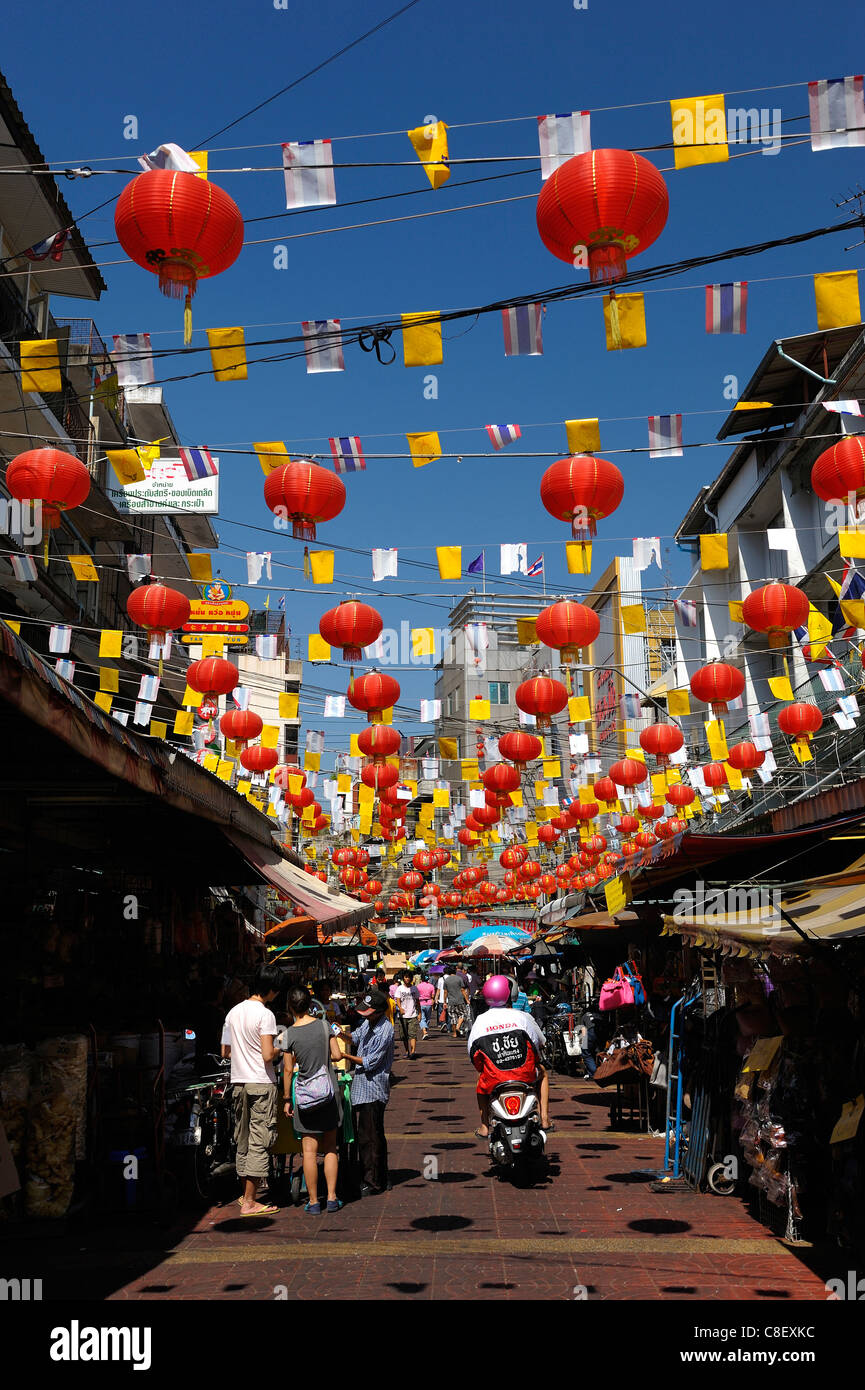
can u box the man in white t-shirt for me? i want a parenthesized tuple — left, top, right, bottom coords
(222, 964, 283, 1217)
(394, 971, 421, 1059)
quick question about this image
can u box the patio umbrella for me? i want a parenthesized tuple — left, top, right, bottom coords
(459, 934, 526, 958)
(456, 924, 531, 945)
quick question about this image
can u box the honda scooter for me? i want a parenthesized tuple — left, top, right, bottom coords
(487, 1080, 546, 1175)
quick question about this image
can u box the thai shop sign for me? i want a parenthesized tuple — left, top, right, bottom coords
(106, 457, 218, 514)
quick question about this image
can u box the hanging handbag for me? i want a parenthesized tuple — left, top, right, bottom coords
(622, 960, 647, 1008)
(593, 1035, 654, 1087)
(294, 1021, 335, 1110)
(599, 967, 635, 1012)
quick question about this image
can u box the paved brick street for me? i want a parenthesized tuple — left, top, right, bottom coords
(8, 1030, 837, 1303)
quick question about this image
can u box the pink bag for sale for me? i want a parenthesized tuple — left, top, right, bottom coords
(599, 967, 635, 1012)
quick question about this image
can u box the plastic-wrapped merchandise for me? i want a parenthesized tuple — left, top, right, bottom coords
(24, 1035, 88, 1220)
(0, 1044, 35, 1166)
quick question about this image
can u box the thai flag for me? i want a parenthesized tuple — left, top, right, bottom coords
(23, 229, 69, 262)
(620, 694, 641, 719)
(178, 447, 218, 481)
(329, 436, 365, 472)
(502, 304, 543, 356)
(485, 424, 521, 450)
(832, 558, 865, 636)
(527, 555, 544, 578)
(282, 139, 337, 208)
(111, 333, 155, 387)
(648, 414, 683, 458)
(809, 76, 865, 151)
(674, 599, 698, 627)
(537, 112, 591, 180)
(302, 319, 344, 373)
(705, 282, 748, 334)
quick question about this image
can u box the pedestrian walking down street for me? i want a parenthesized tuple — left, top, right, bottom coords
(282, 984, 349, 1214)
(443, 963, 470, 1038)
(435, 971, 448, 1032)
(394, 970, 421, 1058)
(416, 974, 435, 1038)
(223, 963, 282, 1218)
(349, 987, 395, 1196)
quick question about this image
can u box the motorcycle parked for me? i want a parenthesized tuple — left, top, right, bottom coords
(166, 1056, 236, 1202)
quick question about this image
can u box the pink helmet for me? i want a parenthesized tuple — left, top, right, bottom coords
(482, 974, 511, 1007)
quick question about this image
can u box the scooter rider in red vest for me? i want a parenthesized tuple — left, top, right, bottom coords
(467, 975, 553, 1139)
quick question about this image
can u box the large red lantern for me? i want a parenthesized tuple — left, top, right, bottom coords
(536, 149, 669, 283)
(610, 757, 648, 788)
(498, 730, 543, 768)
(635, 831, 657, 849)
(332, 847, 357, 866)
(127, 583, 190, 671)
(666, 783, 695, 808)
(500, 846, 528, 869)
(690, 662, 745, 715)
(515, 676, 568, 730)
(412, 850, 434, 872)
(187, 657, 239, 698)
(357, 724, 401, 762)
(274, 763, 305, 789)
(241, 745, 279, 773)
(640, 723, 684, 766)
(641, 802, 666, 820)
(727, 741, 765, 772)
(540, 456, 625, 538)
(264, 460, 346, 540)
(114, 170, 243, 339)
(6, 449, 91, 554)
(347, 670, 401, 723)
(319, 601, 383, 661)
(219, 709, 263, 747)
(702, 763, 728, 789)
(586, 834, 607, 855)
(482, 764, 521, 803)
(431, 848, 450, 869)
(398, 872, 423, 892)
(457, 828, 479, 848)
(742, 584, 810, 650)
(288, 786, 315, 810)
(617, 814, 640, 834)
(535, 600, 600, 663)
(474, 804, 501, 827)
(574, 801, 599, 822)
(361, 761, 399, 792)
(811, 435, 865, 503)
(778, 703, 823, 738)
(593, 777, 618, 804)
(538, 824, 559, 844)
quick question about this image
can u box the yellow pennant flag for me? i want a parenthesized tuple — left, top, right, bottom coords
(438, 737, 459, 760)
(791, 737, 814, 764)
(207, 326, 247, 381)
(187, 553, 213, 582)
(725, 764, 743, 790)
(728, 600, 744, 623)
(106, 449, 146, 486)
(605, 874, 631, 914)
(517, 616, 539, 645)
(304, 751, 321, 772)
(768, 675, 794, 701)
(199, 636, 225, 658)
(705, 719, 728, 761)
(469, 698, 491, 720)
(254, 442, 288, 476)
(287, 774, 304, 795)
(174, 710, 194, 735)
(603, 292, 646, 351)
(310, 550, 334, 584)
(307, 634, 331, 661)
(436, 545, 461, 580)
(565, 419, 601, 454)
(349, 734, 362, 756)
(99, 630, 123, 659)
(411, 627, 435, 657)
(621, 604, 646, 634)
(181, 684, 199, 708)
(381, 707, 395, 725)
(93, 692, 113, 713)
(279, 692, 299, 719)
(407, 431, 442, 468)
(202, 752, 219, 772)
(407, 121, 450, 189)
(189, 150, 208, 178)
(461, 758, 480, 780)
(734, 400, 773, 411)
(700, 533, 729, 570)
(542, 757, 561, 779)
(99, 667, 119, 693)
(840, 530, 865, 559)
(137, 439, 164, 471)
(432, 787, 450, 808)
(216, 759, 234, 783)
(261, 724, 280, 749)
(815, 270, 861, 330)
(69, 554, 99, 582)
(402, 312, 442, 367)
(150, 720, 168, 741)
(337, 773, 352, 795)
(667, 688, 691, 717)
(566, 541, 592, 574)
(670, 93, 729, 168)
(841, 599, 865, 630)
(21, 338, 61, 392)
(569, 695, 591, 722)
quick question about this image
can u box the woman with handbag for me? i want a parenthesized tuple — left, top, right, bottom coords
(282, 985, 355, 1214)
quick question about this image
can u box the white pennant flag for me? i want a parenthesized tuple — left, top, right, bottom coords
(282, 139, 337, 208)
(419, 698, 441, 722)
(138, 674, 160, 702)
(127, 554, 151, 582)
(233, 686, 251, 710)
(371, 548, 398, 581)
(838, 693, 860, 718)
(55, 659, 75, 680)
(483, 736, 500, 762)
(834, 711, 856, 730)
(422, 757, 440, 778)
(112, 709, 130, 726)
(256, 634, 277, 660)
(518, 709, 537, 726)
(246, 551, 272, 585)
(149, 632, 172, 662)
(823, 399, 862, 417)
(469, 789, 486, 808)
(324, 695, 345, 717)
(10, 554, 38, 581)
(500, 542, 527, 575)
(111, 333, 155, 387)
(633, 537, 661, 571)
(134, 700, 153, 726)
(49, 624, 72, 654)
(138, 142, 200, 172)
(749, 710, 773, 750)
(537, 111, 591, 180)
(819, 667, 845, 692)
(306, 729, 325, 753)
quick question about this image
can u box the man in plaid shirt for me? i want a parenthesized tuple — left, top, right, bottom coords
(349, 988, 395, 1196)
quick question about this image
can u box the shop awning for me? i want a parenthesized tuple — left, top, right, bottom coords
(662, 851, 865, 956)
(223, 828, 374, 931)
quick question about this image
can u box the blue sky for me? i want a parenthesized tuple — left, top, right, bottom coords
(7, 0, 865, 755)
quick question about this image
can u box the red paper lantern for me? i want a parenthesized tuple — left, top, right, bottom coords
(342, 867, 365, 891)
(635, 831, 657, 849)
(288, 786, 315, 810)
(523, 883, 542, 901)
(593, 777, 618, 804)
(412, 850, 434, 872)
(610, 757, 648, 788)
(536, 149, 669, 282)
(641, 802, 666, 820)
(778, 702, 823, 737)
(742, 584, 810, 650)
(465, 814, 484, 833)
(538, 824, 559, 844)
(275, 763, 305, 789)
(667, 818, 687, 836)
(617, 814, 640, 834)
(811, 435, 865, 503)
(357, 724, 401, 762)
(500, 846, 528, 869)
(361, 761, 399, 792)
(574, 801, 600, 822)
(727, 741, 765, 772)
(586, 834, 607, 854)
(539, 873, 557, 893)
(515, 676, 568, 730)
(6, 448, 90, 530)
(639, 723, 684, 766)
(498, 730, 543, 767)
(219, 709, 263, 746)
(127, 582, 191, 642)
(702, 763, 728, 788)
(690, 662, 745, 715)
(347, 670, 401, 723)
(474, 804, 500, 826)
(319, 601, 383, 661)
(535, 599, 600, 663)
(460, 867, 481, 887)
(398, 872, 423, 892)
(480, 881, 498, 902)
(582, 872, 598, 888)
(332, 847, 356, 866)
(520, 861, 542, 881)
(540, 455, 625, 538)
(187, 657, 239, 698)
(482, 764, 521, 797)
(241, 745, 279, 773)
(556, 864, 573, 882)
(365, 879, 383, 896)
(443, 891, 462, 909)
(264, 459, 346, 540)
(666, 784, 695, 808)
(114, 170, 243, 333)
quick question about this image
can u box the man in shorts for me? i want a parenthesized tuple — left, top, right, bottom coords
(394, 971, 421, 1059)
(443, 963, 469, 1038)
